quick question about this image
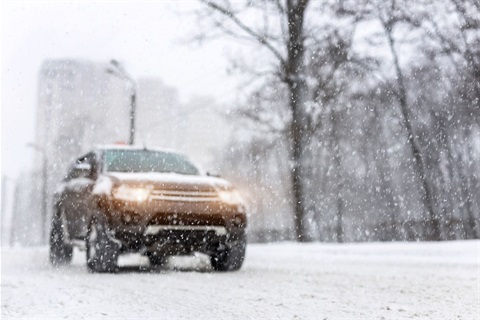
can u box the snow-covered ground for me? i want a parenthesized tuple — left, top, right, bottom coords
(1, 241, 479, 319)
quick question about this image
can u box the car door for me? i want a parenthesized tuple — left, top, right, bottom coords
(62, 152, 97, 239)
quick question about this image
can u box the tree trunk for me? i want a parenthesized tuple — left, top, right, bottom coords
(372, 104, 400, 240)
(465, 129, 480, 239)
(384, 25, 442, 241)
(458, 127, 479, 239)
(330, 109, 344, 243)
(286, 0, 310, 242)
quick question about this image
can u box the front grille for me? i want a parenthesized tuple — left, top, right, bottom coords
(150, 189, 219, 202)
(149, 212, 226, 227)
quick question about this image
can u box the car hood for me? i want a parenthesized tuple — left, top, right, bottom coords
(104, 172, 232, 193)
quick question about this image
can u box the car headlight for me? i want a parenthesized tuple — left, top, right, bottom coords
(218, 190, 243, 205)
(113, 185, 151, 202)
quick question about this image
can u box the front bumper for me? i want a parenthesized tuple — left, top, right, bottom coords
(97, 196, 246, 254)
(144, 225, 228, 236)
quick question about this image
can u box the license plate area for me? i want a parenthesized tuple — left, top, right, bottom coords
(144, 225, 227, 236)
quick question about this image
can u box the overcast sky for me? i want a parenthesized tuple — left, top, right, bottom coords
(1, 1, 240, 181)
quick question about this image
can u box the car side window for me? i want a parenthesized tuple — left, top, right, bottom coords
(84, 152, 98, 179)
(65, 152, 96, 181)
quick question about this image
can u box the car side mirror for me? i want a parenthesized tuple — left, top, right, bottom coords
(73, 163, 92, 179)
(206, 171, 221, 178)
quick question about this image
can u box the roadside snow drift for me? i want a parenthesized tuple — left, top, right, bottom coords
(1, 241, 479, 319)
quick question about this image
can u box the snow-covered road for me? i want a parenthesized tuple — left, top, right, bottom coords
(2, 241, 479, 319)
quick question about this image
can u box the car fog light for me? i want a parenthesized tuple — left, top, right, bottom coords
(232, 216, 244, 227)
(218, 190, 243, 205)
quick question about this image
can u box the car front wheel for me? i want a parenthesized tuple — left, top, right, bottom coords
(86, 216, 120, 273)
(210, 232, 246, 271)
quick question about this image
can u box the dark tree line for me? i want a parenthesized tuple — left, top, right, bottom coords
(198, 0, 480, 242)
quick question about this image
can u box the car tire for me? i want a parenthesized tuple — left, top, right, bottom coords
(210, 232, 246, 272)
(86, 216, 120, 273)
(49, 207, 73, 267)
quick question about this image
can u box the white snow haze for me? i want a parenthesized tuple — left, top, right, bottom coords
(1, 1, 479, 319)
(1, 1, 236, 180)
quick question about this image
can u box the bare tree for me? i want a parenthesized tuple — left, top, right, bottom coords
(199, 0, 478, 242)
(423, 0, 480, 237)
(198, 0, 312, 240)
(371, 0, 442, 240)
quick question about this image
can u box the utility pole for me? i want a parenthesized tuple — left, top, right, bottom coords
(106, 60, 137, 145)
(27, 143, 48, 244)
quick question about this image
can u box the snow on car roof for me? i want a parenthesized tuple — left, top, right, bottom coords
(96, 144, 187, 156)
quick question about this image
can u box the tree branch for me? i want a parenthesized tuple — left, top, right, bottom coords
(200, 0, 286, 67)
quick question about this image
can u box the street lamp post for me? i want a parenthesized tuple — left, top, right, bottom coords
(27, 143, 48, 244)
(129, 89, 137, 145)
(106, 60, 137, 145)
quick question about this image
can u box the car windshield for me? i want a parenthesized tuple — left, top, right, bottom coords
(104, 149, 200, 175)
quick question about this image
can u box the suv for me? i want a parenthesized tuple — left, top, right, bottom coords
(50, 146, 247, 272)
